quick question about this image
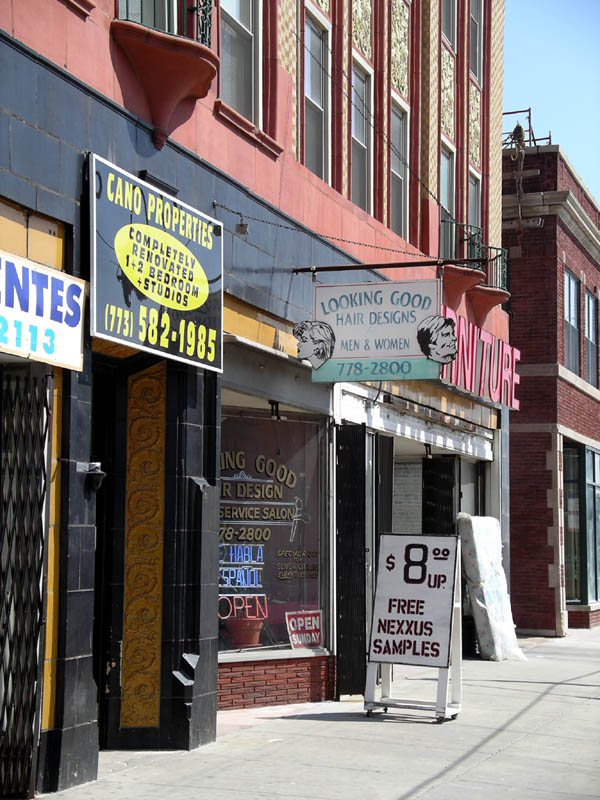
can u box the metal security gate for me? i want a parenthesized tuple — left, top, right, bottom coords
(335, 424, 367, 697)
(0, 368, 50, 797)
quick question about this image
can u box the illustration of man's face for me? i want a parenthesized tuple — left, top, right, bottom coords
(417, 315, 458, 364)
(428, 320, 457, 363)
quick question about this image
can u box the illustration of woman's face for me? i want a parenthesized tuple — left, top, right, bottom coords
(428, 322, 457, 363)
(297, 331, 317, 360)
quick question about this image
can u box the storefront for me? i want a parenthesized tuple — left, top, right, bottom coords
(331, 378, 500, 693)
(217, 335, 336, 707)
(217, 278, 518, 707)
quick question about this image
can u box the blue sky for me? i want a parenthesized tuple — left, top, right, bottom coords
(503, 0, 600, 203)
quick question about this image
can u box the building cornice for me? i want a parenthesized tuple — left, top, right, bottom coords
(517, 362, 600, 404)
(510, 421, 600, 452)
(514, 145, 600, 214)
(503, 189, 600, 264)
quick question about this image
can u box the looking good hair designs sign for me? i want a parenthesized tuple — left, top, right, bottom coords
(89, 154, 223, 371)
(296, 279, 456, 382)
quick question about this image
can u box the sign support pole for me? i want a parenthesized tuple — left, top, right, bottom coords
(364, 536, 462, 722)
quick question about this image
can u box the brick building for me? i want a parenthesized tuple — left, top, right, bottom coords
(1, 0, 512, 794)
(502, 139, 600, 634)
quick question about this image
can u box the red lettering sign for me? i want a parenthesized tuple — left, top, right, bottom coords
(441, 306, 520, 410)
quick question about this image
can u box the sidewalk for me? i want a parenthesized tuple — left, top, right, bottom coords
(40, 627, 600, 799)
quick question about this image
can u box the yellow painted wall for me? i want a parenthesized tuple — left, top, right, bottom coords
(42, 371, 62, 730)
(0, 198, 65, 267)
(224, 294, 298, 355)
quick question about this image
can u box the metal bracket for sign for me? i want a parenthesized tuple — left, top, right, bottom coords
(364, 543, 462, 723)
(292, 258, 488, 276)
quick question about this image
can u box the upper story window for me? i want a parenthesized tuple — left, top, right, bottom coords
(585, 290, 598, 387)
(468, 172, 481, 229)
(442, 0, 456, 49)
(220, 0, 262, 125)
(390, 102, 408, 237)
(564, 269, 580, 375)
(351, 62, 372, 213)
(304, 13, 330, 181)
(469, 0, 483, 83)
(439, 143, 455, 258)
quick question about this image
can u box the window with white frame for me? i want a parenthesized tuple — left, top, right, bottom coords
(390, 102, 407, 237)
(442, 0, 456, 49)
(220, 0, 262, 125)
(470, 0, 483, 82)
(467, 172, 481, 259)
(304, 13, 329, 180)
(468, 172, 481, 229)
(585, 290, 598, 387)
(351, 62, 371, 212)
(440, 144, 455, 258)
(564, 270, 580, 375)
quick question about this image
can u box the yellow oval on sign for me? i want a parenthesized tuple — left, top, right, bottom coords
(114, 224, 209, 311)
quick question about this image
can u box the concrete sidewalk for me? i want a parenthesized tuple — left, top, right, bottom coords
(40, 627, 600, 799)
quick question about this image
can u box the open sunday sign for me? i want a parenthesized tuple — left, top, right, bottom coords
(311, 279, 442, 382)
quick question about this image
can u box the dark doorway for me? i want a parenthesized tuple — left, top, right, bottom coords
(335, 424, 367, 697)
(91, 356, 127, 748)
(422, 455, 459, 535)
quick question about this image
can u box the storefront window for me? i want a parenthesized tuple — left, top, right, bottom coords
(587, 451, 600, 602)
(565, 444, 600, 604)
(218, 415, 324, 652)
(563, 445, 581, 602)
(564, 446, 581, 601)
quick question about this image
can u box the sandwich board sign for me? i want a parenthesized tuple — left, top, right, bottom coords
(364, 533, 462, 721)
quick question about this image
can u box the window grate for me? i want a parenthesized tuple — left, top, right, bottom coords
(0, 372, 49, 797)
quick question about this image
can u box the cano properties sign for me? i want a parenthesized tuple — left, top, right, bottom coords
(89, 154, 223, 371)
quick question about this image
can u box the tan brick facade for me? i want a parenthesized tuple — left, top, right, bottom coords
(278, 0, 297, 157)
(488, 0, 505, 249)
(420, 0, 439, 204)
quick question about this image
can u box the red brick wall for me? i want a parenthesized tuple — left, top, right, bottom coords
(568, 608, 600, 629)
(513, 375, 557, 425)
(504, 146, 600, 633)
(503, 219, 559, 367)
(558, 379, 600, 441)
(502, 148, 600, 228)
(509, 431, 558, 632)
(502, 150, 558, 196)
(218, 656, 336, 710)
